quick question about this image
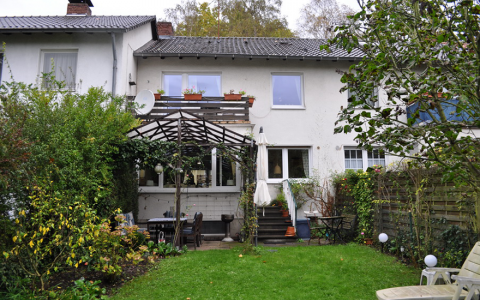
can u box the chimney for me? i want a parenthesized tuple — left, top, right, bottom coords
(157, 22, 174, 37)
(67, 0, 93, 16)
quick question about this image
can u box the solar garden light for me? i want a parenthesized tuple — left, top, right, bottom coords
(425, 254, 437, 268)
(400, 246, 405, 262)
(378, 233, 388, 253)
(154, 163, 164, 174)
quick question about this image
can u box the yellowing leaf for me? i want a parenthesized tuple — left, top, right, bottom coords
(13, 236, 17, 243)
(29, 241, 34, 248)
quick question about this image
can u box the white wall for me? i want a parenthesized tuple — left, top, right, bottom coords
(0, 22, 153, 96)
(136, 56, 385, 218)
(137, 56, 380, 177)
(1, 32, 113, 93)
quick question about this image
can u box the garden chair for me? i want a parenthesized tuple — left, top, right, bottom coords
(376, 241, 480, 300)
(340, 214, 358, 242)
(182, 212, 203, 250)
(306, 215, 327, 245)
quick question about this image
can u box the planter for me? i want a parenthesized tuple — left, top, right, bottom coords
(224, 94, 242, 100)
(248, 97, 255, 107)
(154, 93, 162, 100)
(296, 219, 310, 239)
(364, 238, 373, 245)
(281, 210, 289, 218)
(285, 226, 295, 237)
(184, 94, 202, 101)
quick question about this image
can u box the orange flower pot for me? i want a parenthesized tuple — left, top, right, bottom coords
(285, 226, 295, 237)
(154, 93, 162, 100)
(184, 94, 202, 101)
(248, 97, 255, 107)
(281, 210, 289, 218)
(224, 94, 242, 100)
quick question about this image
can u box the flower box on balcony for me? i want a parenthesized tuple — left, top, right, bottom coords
(184, 94, 202, 101)
(224, 94, 242, 101)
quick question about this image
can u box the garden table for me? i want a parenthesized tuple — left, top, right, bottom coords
(317, 216, 345, 244)
(147, 217, 187, 244)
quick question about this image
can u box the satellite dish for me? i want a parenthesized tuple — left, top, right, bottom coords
(134, 90, 155, 115)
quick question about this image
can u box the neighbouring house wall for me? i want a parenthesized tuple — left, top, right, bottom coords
(1, 32, 114, 94)
(118, 23, 154, 96)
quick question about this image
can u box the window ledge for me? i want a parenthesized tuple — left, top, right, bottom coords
(271, 106, 305, 110)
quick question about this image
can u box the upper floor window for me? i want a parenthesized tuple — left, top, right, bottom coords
(268, 147, 310, 180)
(272, 74, 304, 108)
(163, 73, 221, 96)
(344, 147, 385, 170)
(41, 50, 78, 90)
(348, 85, 379, 108)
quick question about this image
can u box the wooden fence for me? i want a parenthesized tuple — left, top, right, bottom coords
(336, 169, 477, 240)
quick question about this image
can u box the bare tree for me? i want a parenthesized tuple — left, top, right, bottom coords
(296, 0, 356, 39)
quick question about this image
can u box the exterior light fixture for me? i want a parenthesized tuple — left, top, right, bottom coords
(378, 233, 388, 253)
(379, 233, 388, 243)
(425, 255, 437, 268)
(175, 168, 184, 173)
(274, 163, 281, 175)
(154, 163, 164, 174)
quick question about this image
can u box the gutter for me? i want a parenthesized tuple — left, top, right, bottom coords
(110, 32, 117, 97)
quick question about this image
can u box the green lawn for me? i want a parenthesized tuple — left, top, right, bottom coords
(111, 243, 419, 300)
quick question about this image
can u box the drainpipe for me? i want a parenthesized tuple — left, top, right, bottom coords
(110, 32, 117, 97)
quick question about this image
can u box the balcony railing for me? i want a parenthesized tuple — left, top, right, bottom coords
(133, 96, 250, 122)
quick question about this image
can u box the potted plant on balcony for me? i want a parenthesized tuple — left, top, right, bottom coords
(182, 86, 205, 100)
(247, 95, 255, 107)
(154, 89, 165, 100)
(223, 89, 244, 100)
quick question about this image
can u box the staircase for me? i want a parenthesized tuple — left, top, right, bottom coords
(256, 206, 297, 243)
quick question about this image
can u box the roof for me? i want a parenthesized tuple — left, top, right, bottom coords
(0, 15, 157, 37)
(134, 36, 364, 60)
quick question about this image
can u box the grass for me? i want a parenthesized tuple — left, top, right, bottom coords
(111, 243, 419, 300)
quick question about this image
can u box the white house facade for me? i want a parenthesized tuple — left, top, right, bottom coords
(0, 1, 402, 239)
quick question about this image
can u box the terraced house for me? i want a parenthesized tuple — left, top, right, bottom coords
(0, 0, 399, 240)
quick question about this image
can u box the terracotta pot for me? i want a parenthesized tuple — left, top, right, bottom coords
(154, 93, 162, 100)
(285, 226, 295, 237)
(364, 238, 373, 245)
(184, 94, 202, 101)
(224, 94, 242, 100)
(248, 97, 255, 107)
(281, 210, 289, 218)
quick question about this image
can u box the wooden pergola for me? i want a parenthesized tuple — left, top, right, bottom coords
(127, 110, 257, 245)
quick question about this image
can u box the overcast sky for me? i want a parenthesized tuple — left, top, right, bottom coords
(1, 0, 360, 33)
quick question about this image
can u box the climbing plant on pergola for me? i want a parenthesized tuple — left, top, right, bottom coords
(119, 110, 257, 245)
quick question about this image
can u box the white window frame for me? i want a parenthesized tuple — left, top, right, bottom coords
(343, 147, 386, 171)
(0, 52, 3, 84)
(39, 49, 78, 91)
(271, 73, 305, 109)
(267, 147, 311, 183)
(138, 148, 241, 193)
(163, 72, 222, 97)
(348, 85, 379, 108)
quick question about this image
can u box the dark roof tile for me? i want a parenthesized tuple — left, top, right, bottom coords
(0, 15, 156, 32)
(134, 36, 364, 60)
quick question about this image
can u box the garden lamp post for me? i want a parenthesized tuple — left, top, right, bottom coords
(154, 163, 164, 174)
(400, 246, 405, 262)
(379, 233, 388, 253)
